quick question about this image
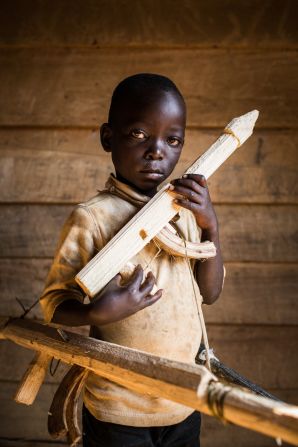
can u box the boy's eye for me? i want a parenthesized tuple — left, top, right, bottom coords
(131, 129, 147, 139)
(167, 137, 182, 147)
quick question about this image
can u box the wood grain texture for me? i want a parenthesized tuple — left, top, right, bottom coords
(204, 263, 298, 325)
(217, 205, 298, 262)
(0, 382, 296, 445)
(0, 148, 112, 203)
(0, 50, 297, 127)
(1, 129, 297, 204)
(207, 325, 298, 390)
(0, 259, 50, 319)
(0, 0, 297, 49)
(1, 260, 297, 325)
(0, 205, 70, 258)
(1, 204, 297, 261)
(1, 128, 297, 159)
(0, 324, 297, 388)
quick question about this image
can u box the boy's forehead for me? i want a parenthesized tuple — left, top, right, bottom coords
(126, 89, 184, 110)
(114, 90, 186, 126)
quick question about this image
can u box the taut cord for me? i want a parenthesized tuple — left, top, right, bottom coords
(170, 222, 212, 371)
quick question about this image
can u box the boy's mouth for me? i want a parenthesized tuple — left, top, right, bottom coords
(140, 168, 164, 180)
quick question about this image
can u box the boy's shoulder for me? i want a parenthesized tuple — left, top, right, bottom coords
(78, 188, 135, 213)
(73, 188, 139, 233)
(78, 189, 114, 209)
(70, 188, 143, 246)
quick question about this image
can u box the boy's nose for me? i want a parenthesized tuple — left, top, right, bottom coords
(145, 140, 164, 160)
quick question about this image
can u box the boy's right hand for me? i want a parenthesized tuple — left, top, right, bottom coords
(87, 265, 163, 326)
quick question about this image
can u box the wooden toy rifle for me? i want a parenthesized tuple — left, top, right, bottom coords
(76, 110, 259, 297)
(1, 317, 298, 446)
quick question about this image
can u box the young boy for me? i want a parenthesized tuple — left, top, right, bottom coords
(40, 73, 224, 447)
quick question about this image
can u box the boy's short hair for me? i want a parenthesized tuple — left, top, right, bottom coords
(108, 73, 185, 125)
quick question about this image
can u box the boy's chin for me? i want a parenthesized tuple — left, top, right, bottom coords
(116, 172, 166, 196)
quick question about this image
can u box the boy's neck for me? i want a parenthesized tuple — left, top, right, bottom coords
(115, 173, 158, 198)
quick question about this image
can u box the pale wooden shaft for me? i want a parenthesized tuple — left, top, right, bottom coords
(76, 110, 259, 297)
(76, 184, 179, 296)
(223, 384, 298, 444)
(1, 317, 298, 445)
(185, 110, 259, 177)
(14, 351, 51, 405)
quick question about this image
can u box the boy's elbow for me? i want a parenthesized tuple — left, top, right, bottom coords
(201, 266, 225, 305)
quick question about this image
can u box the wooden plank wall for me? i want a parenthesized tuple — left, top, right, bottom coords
(0, 1, 297, 445)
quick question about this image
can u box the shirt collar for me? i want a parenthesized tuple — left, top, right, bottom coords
(104, 174, 151, 208)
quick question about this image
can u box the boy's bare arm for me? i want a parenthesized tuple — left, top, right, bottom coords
(52, 266, 162, 326)
(195, 226, 223, 304)
(171, 174, 224, 304)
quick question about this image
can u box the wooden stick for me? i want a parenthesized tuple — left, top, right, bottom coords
(48, 364, 87, 445)
(1, 317, 297, 446)
(76, 110, 259, 297)
(13, 351, 51, 405)
(156, 225, 216, 258)
(65, 368, 87, 447)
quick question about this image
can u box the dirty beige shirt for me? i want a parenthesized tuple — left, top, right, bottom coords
(40, 175, 203, 427)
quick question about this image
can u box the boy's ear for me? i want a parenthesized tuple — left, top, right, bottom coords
(100, 123, 113, 152)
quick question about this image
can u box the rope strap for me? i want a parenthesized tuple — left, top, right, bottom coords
(223, 128, 241, 148)
(171, 223, 212, 371)
(207, 381, 231, 423)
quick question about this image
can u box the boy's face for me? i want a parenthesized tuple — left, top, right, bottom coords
(101, 91, 186, 197)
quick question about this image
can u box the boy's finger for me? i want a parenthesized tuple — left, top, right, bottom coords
(172, 178, 204, 194)
(127, 264, 144, 287)
(172, 185, 202, 204)
(174, 198, 199, 212)
(143, 289, 163, 308)
(105, 273, 122, 288)
(139, 271, 156, 295)
(182, 174, 208, 188)
(114, 273, 123, 286)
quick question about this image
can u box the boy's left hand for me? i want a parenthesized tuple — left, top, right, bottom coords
(171, 174, 217, 232)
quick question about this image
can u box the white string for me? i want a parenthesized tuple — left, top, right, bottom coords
(144, 242, 162, 271)
(172, 222, 212, 371)
(186, 255, 212, 371)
